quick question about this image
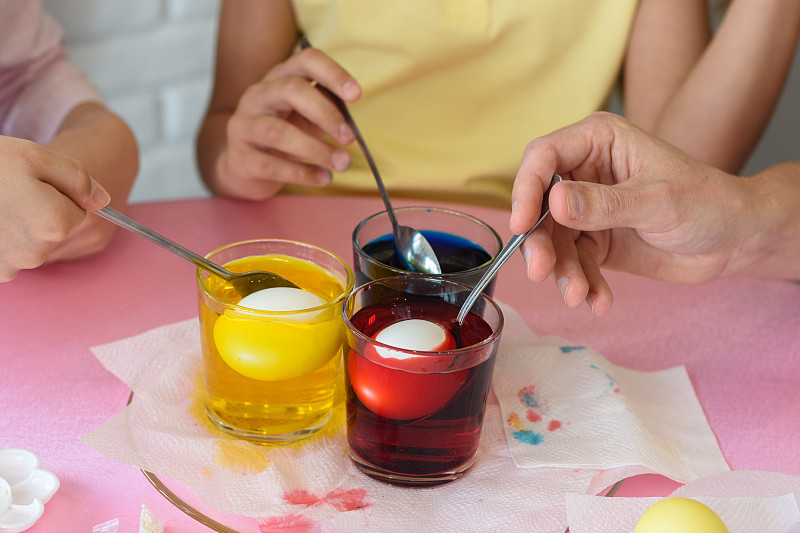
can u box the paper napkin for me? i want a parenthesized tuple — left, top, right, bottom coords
(82, 300, 730, 532)
(82, 317, 594, 533)
(493, 305, 730, 484)
(565, 470, 800, 533)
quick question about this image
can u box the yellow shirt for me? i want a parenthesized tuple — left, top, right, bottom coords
(289, 0, 639, 207)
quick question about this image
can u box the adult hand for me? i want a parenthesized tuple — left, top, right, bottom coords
(212, 47, 361, 200)
(510, 112, 755, 315)
(0, 135, 111, 282)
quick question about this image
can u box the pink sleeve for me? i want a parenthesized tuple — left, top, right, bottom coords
(0, 1, 103, 144)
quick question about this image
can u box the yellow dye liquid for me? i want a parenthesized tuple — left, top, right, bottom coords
(198, 254, 345, 444)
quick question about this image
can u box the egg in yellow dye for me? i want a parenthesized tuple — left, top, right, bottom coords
(634, 497, 729, 533)
(214, 287, 342, 382)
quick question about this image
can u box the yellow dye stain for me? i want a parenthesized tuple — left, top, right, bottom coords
(189, 371, 271, 474)
(214, 439, 271, 475)
(507, 412, 526, 431)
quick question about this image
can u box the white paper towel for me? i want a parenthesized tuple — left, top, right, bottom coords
(81, 318, 593, 532)
(565, 470, 800, 532)
(81, 302, 732, 532)
(494, 305, 730, 483)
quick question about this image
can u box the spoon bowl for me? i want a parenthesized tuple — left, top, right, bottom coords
(393, 216, 441, 274)
(94, 206, 299, 297)
(301, 38, 441, 275)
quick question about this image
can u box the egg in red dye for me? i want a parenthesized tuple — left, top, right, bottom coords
(348, 319, 468, 420)
(375, 319, 456, 354)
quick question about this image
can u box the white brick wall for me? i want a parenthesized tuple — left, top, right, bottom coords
(43, 0, 219, 203)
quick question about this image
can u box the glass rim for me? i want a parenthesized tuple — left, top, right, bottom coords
(196, 238, 355, 315)
(351, 206, 503, 277)
(342, 274, 504, 359)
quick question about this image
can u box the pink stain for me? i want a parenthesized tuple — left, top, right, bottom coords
(283, 489, 322, 507)
(548, 420, 562, 431)
(526, 409, 542, 423)
(283, 487, 370, 513)
(323, 488, 370, 511)
(613, 387, 620, 393)
(258, 514, 319, 532)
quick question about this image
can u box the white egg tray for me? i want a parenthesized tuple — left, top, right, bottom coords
(0, 449, 59, 533)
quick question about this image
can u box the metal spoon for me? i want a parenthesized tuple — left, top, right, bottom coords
(94, 206, 299, 296)
(455, 175, 562, 324)
(300, 38, 442, 275)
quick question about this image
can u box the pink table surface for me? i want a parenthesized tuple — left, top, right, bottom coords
(1, 194, 798, 532)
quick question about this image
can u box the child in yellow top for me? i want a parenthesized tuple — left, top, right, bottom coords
(197, 0, 800, 207)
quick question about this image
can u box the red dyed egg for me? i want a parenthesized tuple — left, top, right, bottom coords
(347, 319, 467, 420)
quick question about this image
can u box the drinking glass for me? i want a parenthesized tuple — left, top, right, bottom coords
(352, 206, 502, 294)
(197, 239, 353, 444)
(342, 275, 503, 486)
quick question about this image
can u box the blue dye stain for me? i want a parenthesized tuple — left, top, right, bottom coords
(559, 345, 586, 353)
(519, 391, 538, 408)
(590, 363, 617, 391)
(513, 430, 544, 445)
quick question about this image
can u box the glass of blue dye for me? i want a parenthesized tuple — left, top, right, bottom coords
(352, 207, 503, 295)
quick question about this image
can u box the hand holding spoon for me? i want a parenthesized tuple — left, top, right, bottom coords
(94, 206, 298, 296)
(455, 175, 562, 325)
(300, 38, 442, 275)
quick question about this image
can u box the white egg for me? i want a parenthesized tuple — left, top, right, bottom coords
(237, 287, 327, 321)
(374, 319, 452, 360)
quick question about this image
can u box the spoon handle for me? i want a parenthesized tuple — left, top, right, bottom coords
(456, 175, 562, 324)
(94, 206, 232, 280)
(299, 38, 400, 229)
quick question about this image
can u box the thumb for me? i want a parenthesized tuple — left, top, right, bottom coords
(41, 158, 111, 210)
(549, 180, 653, 231)
(55, 173, 110, 211)
(83, 177, 112, 210)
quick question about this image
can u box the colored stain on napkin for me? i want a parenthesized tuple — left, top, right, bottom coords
(518, 385, 543, 422)
(187, 368, 347, 474)
(506, 384, 564, 446)
(283, 488, 370, 512)
(519, 385, 539, 408)
(258, 514, 318, 532)
(589, 363, 621, 395)
(503, 358, 625, 448)
(214, 439, 271, 475)
(559, 345, 586, 353)
(188, 372, 271, 474)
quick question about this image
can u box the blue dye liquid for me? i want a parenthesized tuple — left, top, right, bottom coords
(361, 230, 492, 274)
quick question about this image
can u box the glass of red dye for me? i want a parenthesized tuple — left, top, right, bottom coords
(342, 275, 503, 486)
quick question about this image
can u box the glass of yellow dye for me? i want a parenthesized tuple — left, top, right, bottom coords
(196, 239, 354, 444)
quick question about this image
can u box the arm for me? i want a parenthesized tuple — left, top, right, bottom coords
(510, 112, 800, 315)
(0, 102, 138, 281)
(624, 0, 800, 173)
(196, 0, 360, 200)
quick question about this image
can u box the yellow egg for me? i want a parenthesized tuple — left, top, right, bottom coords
(213, 309, 342, 382)
(634, 497, 729, 533)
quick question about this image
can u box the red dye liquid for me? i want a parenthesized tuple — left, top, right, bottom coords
(345, 297, 497, 484)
